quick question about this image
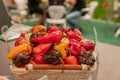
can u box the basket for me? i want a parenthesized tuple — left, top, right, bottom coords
(10, 51, 99, 80)
(9, 27, 99, 80)
(10, 63, 98, 80)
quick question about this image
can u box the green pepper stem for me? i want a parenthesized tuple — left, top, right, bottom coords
(59, 57, 64, 73)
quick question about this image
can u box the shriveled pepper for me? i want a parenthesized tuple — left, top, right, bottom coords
(33, 30, 62, 43)
(54, 37, 69, 59)
(43, 50, 62, 65)
(7, 44, 32, 59)
(32, 25, 46, 34)
(43, 50, 65, 73)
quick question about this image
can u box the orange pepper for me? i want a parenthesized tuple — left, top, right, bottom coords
(32, 25, 46, 34)
(7, 44, 32, 59)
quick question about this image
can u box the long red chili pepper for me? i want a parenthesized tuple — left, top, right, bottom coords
(33, 30, 62, 43)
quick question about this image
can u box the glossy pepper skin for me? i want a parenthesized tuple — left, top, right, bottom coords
(48, 26, 60, 33)
(67, 29, 84, 57)
(33, 43, 52, 56)
(54, 37, 69, 59)
(32, 30, 62, 44)
(83, 41, 95, 53)
(7, 44, 32, 59)
(69, 39, 83, 57)
(65, 56, 78, 64)
(32, 55, 45, 64)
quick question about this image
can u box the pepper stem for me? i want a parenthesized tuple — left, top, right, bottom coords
(59, 57, 64, 73)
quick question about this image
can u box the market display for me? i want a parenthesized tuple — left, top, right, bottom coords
(7, 25, 96, 71)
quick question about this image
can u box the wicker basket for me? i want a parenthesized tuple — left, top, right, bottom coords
(10, 63, 98, 80)
(10, 51, 99, 80)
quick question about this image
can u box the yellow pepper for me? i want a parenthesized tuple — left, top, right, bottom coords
(54, 37, 69, 59)
(61, 37, 69, 48)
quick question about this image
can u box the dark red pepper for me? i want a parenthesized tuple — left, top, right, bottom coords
(83, 41, 95, 52)
(43, 50, 62, 65)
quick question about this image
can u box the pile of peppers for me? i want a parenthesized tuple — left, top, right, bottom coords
(7, 25, 96, 72)
(66, 29, 85, 57)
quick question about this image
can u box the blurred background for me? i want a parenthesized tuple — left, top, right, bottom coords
(0, 1, 120, 80)
(2, 0, 120, 46)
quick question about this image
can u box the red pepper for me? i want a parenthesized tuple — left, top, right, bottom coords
(73, 29, 82, 37)
(32, 55, 45, 64)
(67, 29, 84, 56)
(33, 30, 62, 43)
(67, 31, 76, 39)
(63, 26, 71, 33)
(48, 26, 60, 33)
(33, 43, 52, 56)
(83, 40, 95, 52)
(69, 45, 81, 57)
(67, 29, 83, 41)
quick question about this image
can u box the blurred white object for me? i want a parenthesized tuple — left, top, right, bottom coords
(115, 28, 120, 38)
(14, 0, 28, 16)
(0, 24, 31, 41)
(114, 0, 120, 18)
(82, 1, 98, 19)
(46, 5, 66, 27)
(89, 1, 98, 18)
